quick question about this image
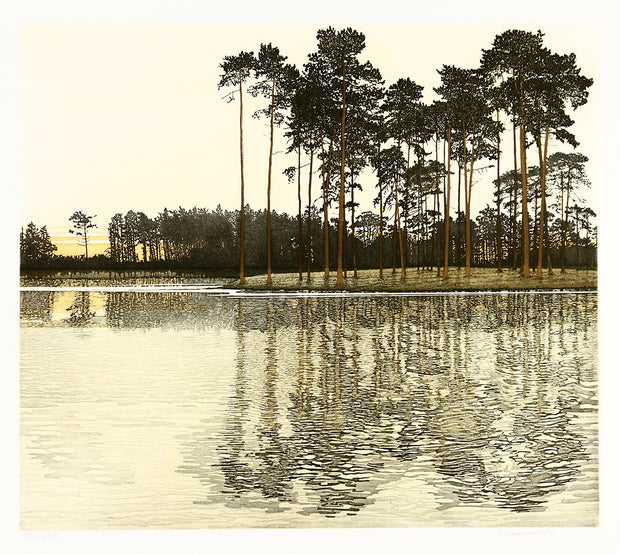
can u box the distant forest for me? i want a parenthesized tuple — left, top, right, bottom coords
(20, 192, 596, 274)
(20, 27, 597, 278)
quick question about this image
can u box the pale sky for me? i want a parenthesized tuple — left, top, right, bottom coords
(18, 22, 598, 254)
(4, 2, 620, 552)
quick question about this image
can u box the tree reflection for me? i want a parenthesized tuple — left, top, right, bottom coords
(65, 291, 95, 326)
(20, 290, 55, 323)
(177, 293, 595, 519)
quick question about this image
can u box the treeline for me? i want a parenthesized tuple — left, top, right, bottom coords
(218, 26, 594, 283)
(21, 193, 596, 272)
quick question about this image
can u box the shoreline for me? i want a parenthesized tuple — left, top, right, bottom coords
(19, 267, 598, 293)
(228, 267, 597, 293)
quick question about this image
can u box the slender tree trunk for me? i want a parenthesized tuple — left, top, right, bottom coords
(322, 136, 331, 277)
(424, 196, 429, 270)
(351, 173, 358, 278)
(266, 77, 275, 285)
(377, 141, 384, 280)
(238, 71, 246, 284)
(436, 134, 441, 277)
(518, 75, 530, 277)
(463, 122, 471, 277)
(512, 118, 518, 270)
(560, 171, 568, 273)
(417, 193, 422, 269)
(343, 214, 348, 278)
(416, 186, 421, 270)
(533, 183, 539, 267)
(457, 164, 462, 270)
(496, 109, 503, 272)
(405, 145, 410, 270)
(544, 201, 553, 274)
(536, 126, 550, 279)
(584, 221, 590, 269)
(392, 215, 397, 275)
(442, 125, 452, 278)
(575, 210, 580, 269)
(395, 179, 406, 280)
(396, 132, 406, 280)
(297, 138, 303, 280)
(336, 57, 346, 287)
(466, 120, 476, 277)
(307, 145, 314, 282)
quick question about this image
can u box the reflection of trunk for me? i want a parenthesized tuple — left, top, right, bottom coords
(265, 299, 278, 429)
(266, 77, 275, 285)
(296, 300, 306, 417)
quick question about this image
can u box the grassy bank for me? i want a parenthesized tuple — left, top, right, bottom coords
(229, 267, 597, 292)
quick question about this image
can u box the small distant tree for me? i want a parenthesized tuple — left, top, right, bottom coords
(69, 211, 97, 259)
(20, 222, 57, 266)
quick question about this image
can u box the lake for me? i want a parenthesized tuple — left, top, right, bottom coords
(19, 278, 598, 528)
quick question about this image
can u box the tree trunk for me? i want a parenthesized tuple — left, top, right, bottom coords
(436, 133, 441, 276)
(297, 138, 303, 280)
(238, 70, 246, 285)
(512, 118, 518, 270)
(561, 172, 571, 274)
(336, 57, 346, 287)
(457, 164, 462, 270)
(307, 146, 314, 282)
(496, 109, 503, 272)
(266, 77, 275, 285)
(377, 141, 384, 280)
(405, 145, 411, 270)
(395, 132, 406, 280)
(442, 125, 451, 278)
(575, 209, 580, 269)
(395, 179, 406, 280)
(536, 126, 549, 279)
(322, 136, 331, 278)
(84, 225, 89, 260)
(351, 174, 358, 278)
(392, 216, 397, 275)
(544, 200, 553, 274)
(518, 74, 530, 277)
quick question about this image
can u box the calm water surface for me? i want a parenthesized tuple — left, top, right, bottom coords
(20, 281, 598, 528)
